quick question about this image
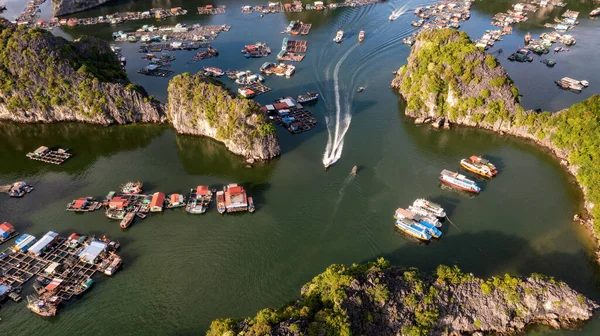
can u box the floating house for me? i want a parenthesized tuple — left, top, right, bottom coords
(196, 186, 210, 199)
(108, 196, 129, 210)
(13, 234, 37, 252)
(0, 222, 15, 239)
(224, 184, 249, 213)
(45, 278, 64, 292)
(150, 192, 165, 212)
(44, 262, 62, 276)
(28, 231, 59, 257)
(79, 240, 108, 264)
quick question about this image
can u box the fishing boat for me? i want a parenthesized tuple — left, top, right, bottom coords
(104, 256, 122, 276)
(186, 186, 213, 214)
(203, 67, 224, 76)
(119, 212, 135, 229)
(412, 199, 446, 218)
(248, 197, 255, 213)
(358, 30, 365, 42)
(74, 278, 94, 295)
(395, 218, 431, 241)
(351, 166, 358, 175)
(333, 30, 344, 43)
(389, 8, 403, 21)
(439, 170, 481, 193)
(460, 156, 498, 178)
(120, 181, 143, 194)
(216, 191, 226, 214)
(27, 296, 58, 317)
(297, 92, 319, 103)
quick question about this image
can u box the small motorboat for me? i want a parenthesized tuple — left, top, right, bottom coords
(351, 166, 358, 175)
(357, 87, 365, 92)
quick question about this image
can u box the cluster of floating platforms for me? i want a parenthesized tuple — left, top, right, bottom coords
(277, 37, 307, 62)
(0, 232, 121, 316)
(263, 97, 317, 134)
(138, 65, 174, 77)
(26, 146, 72, 165)
(1, 181, 34, 198)
(14, 0, 46, 27)
(66, 197, 103, 212)
(197, 5, 226, 15)
(138, 41, 210, 53)
(283, 20, 312, 35)
(53, 8, 188, 28)
(187, 47, 219, 63)
(216, 184, 255, 214)
(242, 0, 382, 15)
(242, 42, 271, 58)
(127, 24, 231, 42)
(238, 82, 272, 98)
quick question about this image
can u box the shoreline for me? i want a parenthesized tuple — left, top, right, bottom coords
(398, 97, 600, 261)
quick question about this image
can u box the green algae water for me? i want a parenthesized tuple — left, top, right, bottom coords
(2, 0, 600, 334)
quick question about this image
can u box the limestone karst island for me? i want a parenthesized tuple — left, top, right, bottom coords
(1, 0, 600, 335)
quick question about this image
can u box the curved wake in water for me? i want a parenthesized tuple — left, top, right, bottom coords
(322, 43, 359, 167)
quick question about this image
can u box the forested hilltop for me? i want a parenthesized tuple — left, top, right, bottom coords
(207, 259, 597, 335)
(167, 73, 280, 161)
(392, 29, 600, 255)
(0, 19, 163, 124)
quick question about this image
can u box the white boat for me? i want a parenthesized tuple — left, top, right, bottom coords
(333, 30, 344, 43)
(285, 64, 295, 78)
(389, 9, 403, 21)
(412, 199, 446, 218)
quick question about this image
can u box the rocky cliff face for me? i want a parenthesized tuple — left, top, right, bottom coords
(0, 20, 164, 125)
(207, 261, 598, 335)
(167, 73, 280, 160)
(53, 0, 114, 16)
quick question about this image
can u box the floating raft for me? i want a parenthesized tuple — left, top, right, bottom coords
(197, 5, 226, 15)
(26, 146, 72, 165)
(137, 66, 174, 77)
(277, 51, 305, 62)
(241, 82, 272, 96)
(264, 97, 317, 134)
(285, 40, 307, 53)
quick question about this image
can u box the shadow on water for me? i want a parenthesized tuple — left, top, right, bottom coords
(361, 229, 600, 301)
(0, 122, 165, 177)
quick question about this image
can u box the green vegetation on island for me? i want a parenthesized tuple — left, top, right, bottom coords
(167, 73, 280, 160)
(392, 28, 600, 244)
(0, 19, 162, 124)
(207, 259, 597, 336)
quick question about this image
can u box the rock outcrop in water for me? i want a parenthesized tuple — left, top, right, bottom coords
(167, 72, 280, 161)
(53, 0, 114, 16)
(0, 19, 164, 125)
(207, 260, 598, 335)
(392, 28, 600, 261)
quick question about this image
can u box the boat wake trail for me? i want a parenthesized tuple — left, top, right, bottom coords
(322, 43, 359, 167)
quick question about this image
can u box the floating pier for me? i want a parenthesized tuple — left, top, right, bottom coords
(26, 146, 72, 165)
(197, 5, 226, 15)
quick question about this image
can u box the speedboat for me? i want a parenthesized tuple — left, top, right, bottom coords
(351, 166, 358, 175)
(358, 30, 365, 42)
(357, 87, 365, 92)
(333, 30, 344, 43)
(389, 9, 403, 21)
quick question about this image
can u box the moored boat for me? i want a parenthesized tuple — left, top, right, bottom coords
(333, 30, 344, 43)
(358, 30, 365, 42)
(412, 199, 446, 218)
(119, 212, 135, 229)
(460, 156, 498, 178)
(395, 207, 441, 228)
(297, 92, 319, 103)
(248, 197, 255, 213)
(590, 8, 600, 17)
(27, 296, 58, 317)
(74, 277, 94, 295)
(104, 256, 122, 276)
(395, 218, 431, 241)
(412, 220, 442, 238)
(439, 170, 481, 193)
(216, 191, 226, 214)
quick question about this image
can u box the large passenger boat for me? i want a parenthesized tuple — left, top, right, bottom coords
(460, 156, 498, 178)
(395, 218, 431, 241)
(439, 170, 481, 193)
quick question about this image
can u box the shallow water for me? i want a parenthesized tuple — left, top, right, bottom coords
(1, 0, 600, 334)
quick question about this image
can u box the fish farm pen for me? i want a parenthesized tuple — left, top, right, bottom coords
(26, 146, 72, 165)
(188, 48, 219, 63)
(0, 232, 121, 315)
(137, 65, 174, 77)
(284, 39, 308, 53)
(138, 42, 210, 53)
(129, 25, 231, 41)
(277, 51, 305, 62)
(263, 97, 317, 134)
